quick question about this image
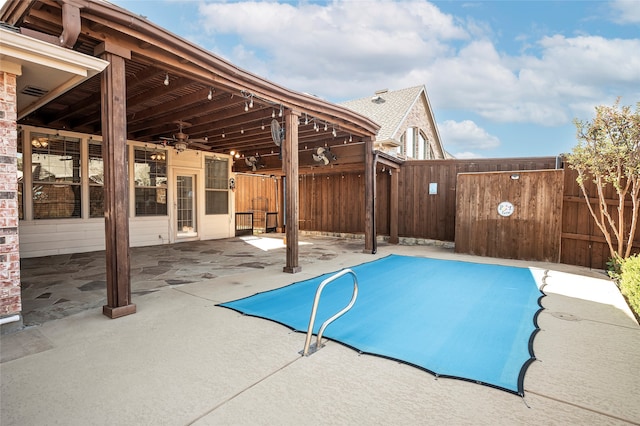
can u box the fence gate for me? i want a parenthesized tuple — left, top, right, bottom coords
(455, 170, 564, 262)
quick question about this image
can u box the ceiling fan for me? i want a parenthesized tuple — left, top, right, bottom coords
(245, 154, 264, 172)
(159, 121, 211, 153)
(312, 147, 337, 165)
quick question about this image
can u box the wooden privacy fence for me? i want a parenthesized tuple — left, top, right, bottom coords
(396, 157, 559, 241)
(234, 174, 282, 234)
(455, 170, 564, 262)
(234, 156, 637, 269)
(561, 168, 640, 269)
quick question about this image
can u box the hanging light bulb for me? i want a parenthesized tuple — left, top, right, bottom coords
(164, 73, 169, 86)
(244, 102, 249, 112)
(241, 128, 244, 134)
(349, 134, 353, 142)
(324, 122, 328, 131)
(278, 105, 283, 117)
(305, 114, 309, 125)
(272, 109, 276, 118)
(208, 87, 213, 100)
(249, 96, 254, 108)
(222, 130, 226, 138)
(332, 127, 337, 137)
(261, 121, 265, 130)
(230, 150, 235, 156)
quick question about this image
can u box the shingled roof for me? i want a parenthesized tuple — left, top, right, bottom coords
(339, 86, 425, 143)
(340, 85, 448, 159)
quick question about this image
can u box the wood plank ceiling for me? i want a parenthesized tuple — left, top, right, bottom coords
(7, 0, 378, 172)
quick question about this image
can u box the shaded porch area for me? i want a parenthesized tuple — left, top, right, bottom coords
(18, 234, 375, 326)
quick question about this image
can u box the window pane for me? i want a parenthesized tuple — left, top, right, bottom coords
(405, 128, 414, 158)
(134, 148, 167, 216)
(89, 142, 104, 218)
(31, 133, 81, 219)
(205, 191, 228, 215)
(418, 132, 426, 160)
(205, 157, 228, 189)
(31, 133, 81, 183)
(135, 188, 167, 216)
(33, 183, 81, 219)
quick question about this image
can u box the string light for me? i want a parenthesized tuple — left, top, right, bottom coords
(207, 87, 213, 100)
(244, 102, 249, 112)
(164, 73, 169, 86)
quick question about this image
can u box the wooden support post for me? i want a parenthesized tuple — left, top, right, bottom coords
(364, 138, 375, 253)
(283, 109, 301, 273)
(97, 45, 136, 318)
(389, 168, 399, 244)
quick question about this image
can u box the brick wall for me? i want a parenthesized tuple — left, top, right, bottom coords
(395, 96, 444, 159)
(0, 70, 21, 318)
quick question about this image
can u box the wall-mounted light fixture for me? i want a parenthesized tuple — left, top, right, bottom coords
(510, 173, 520, 180)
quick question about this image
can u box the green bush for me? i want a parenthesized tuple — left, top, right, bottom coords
(619, 254, 640, 319)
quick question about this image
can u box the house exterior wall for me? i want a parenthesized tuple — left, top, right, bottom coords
(18, 125, 236, 259)
(396, 96, 443, 160)
(0, 70, 21, 318)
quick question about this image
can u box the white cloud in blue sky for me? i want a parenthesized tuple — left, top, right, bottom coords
(113, 0, 640, 158)
(439, 119, 500, 158)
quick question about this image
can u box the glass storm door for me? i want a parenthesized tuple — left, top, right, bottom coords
(176, 175, 196, 237)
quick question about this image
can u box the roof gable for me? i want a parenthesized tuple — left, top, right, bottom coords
(339, 86, 424, 142)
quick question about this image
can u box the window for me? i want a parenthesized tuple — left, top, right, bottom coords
(31, 132, 81, 219)
(403, 127, 415, 158)
(88, 141, 104, 218)
(205, 157, 228, 215)
(17, 132, 23, 220)
(134, 148, 167, 216)
(417, 131, 426, 160)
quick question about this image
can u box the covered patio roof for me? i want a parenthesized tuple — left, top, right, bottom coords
(2, 0, 379, 160)
(2, 0, 381, 319)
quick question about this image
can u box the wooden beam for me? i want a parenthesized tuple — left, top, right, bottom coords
(389, 167, 399, 244)
(364, 138, 375, 253)
(283, 109, 301, 273)
(98, 46, 136, 319)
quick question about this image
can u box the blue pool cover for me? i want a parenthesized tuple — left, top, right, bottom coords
(218, 254, 544, 395)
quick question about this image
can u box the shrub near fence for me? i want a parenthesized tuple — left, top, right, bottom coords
(620, 255, 640, 319)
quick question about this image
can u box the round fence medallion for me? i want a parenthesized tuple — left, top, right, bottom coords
(497, 201, 514, 217)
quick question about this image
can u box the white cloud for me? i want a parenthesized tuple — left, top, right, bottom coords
(610, 0, 640, 24)
(194, 0, 640, 129)
(197, 0, 467, 98)
(438, 120, 500, 156)
(452, 151, 483, 159)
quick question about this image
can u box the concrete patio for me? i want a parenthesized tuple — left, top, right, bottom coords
(1, 235, 639, 425)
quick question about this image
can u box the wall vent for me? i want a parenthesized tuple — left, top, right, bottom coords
(21, 86, 49, 97)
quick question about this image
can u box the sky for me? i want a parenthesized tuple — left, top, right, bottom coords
(108, 0, 640, 158)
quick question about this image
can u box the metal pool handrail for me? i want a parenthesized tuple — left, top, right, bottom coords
(301, 268, 359, 356)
